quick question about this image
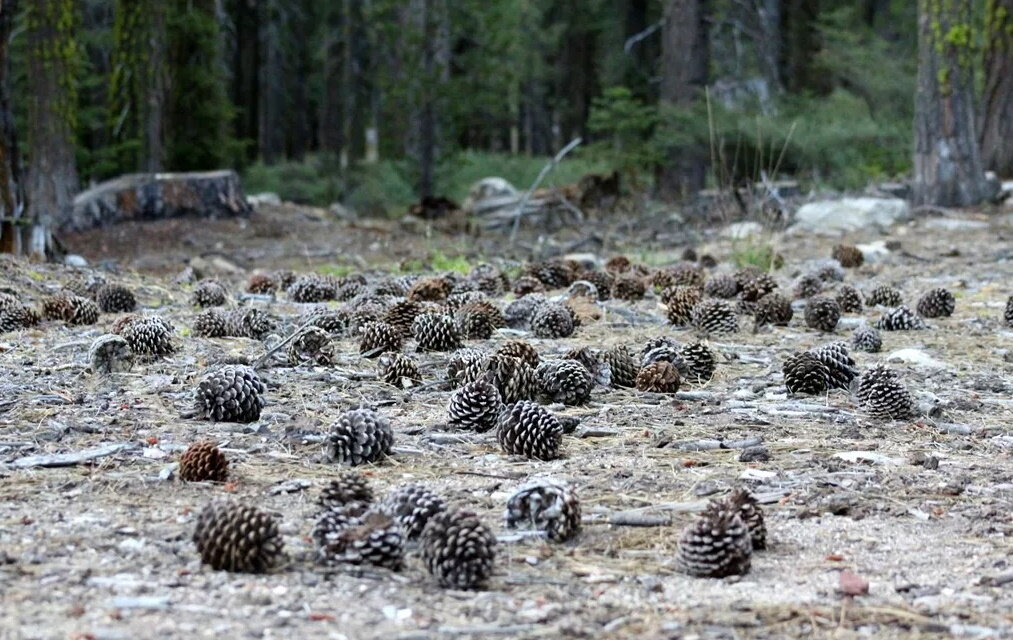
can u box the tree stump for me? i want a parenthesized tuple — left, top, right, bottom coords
(66, 170, 251, 232)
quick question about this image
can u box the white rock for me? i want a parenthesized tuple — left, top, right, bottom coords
(329, 202, 357, 221)
(791, 198, 910, 234)
(887, 348, 947, 369)
(855, 240, 892, 262)
(721, 221, 764, 239)
(64, 254, 88, 267)
(468, 176, 517, 201)
(247, 192, 281, 206)
(923, 218, 989, 232)
(834, 451, 904, 466)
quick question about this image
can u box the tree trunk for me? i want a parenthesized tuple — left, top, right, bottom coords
(25, 0, 80, 256)
(912, 0, 990, 206)
(656, 0, 710, 200)
(779, 0, 830, 95)
(980, 0, 1013, 177)
(228, 0, 261, 163)
(319, 0, 346, 163)
(0, 0, 24, 254)
(259, 0, 285, 163)
(409, 0, 449, 198)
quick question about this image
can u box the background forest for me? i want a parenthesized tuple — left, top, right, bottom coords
(1, 0, 1010, 231)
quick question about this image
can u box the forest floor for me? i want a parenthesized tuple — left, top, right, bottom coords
(2, 200, 1013, 640)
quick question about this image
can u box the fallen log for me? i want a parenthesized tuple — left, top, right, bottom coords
(66, 170, 251, 232)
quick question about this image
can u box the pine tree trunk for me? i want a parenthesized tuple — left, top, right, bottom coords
(656, 0, 709, 200)
(0, 0, 24, 254)
(319, 0, 346, 163)
(228, 0, 261, 163)
(913, 0, 990, 207)
(25, 0, 80, 256)
(779, 0, 829, 95)
(980, 0, 1013, 177)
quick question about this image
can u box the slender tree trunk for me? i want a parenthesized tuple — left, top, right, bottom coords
(779, 0, 829, 95)
(288, 0, 314, 160)
(913, 0, 990, 206)
(228, 0, 261, 162)
(0, 0, 24, 254)
(409, 0, 449, 198)
(980, 0, 1013, 177)
(259, 0, 286, 163)
(319, 0, 346, 163)
(25, 0, 80, 256)
(656, 0, 709, 200)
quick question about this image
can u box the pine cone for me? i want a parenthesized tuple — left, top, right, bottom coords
(383, 299, 422, 336)
(851, 325, 882, 352)
(832, 244, 864, 268)
(230, 308, 276, 340)
(605, 255, 632, 273)
(445, 291, 488, 312)
(63, 272, 106, 299)
(562, 346, 599, 374)
(461, 354, 537, 404)
(88, 334, 133, 373)
(681, 342, 717, 383)
(289, 326, 337, 365)
(808, 342, 858, 390)
(866, 285, 903, 307)
(504, 478, 581, 542)
(497, 401, 563, 460)
(122, 316, 175, 355)
(303, 306, 348, 335)
(835, 285, 864, 313)
(191, 280, 228, 307)
(855, 364, 899, 403)
(447, 348, 488, 386)
(704, 274, 739, 299)
(420, 509, 496, 589)
(857, 368, 916, 420)
(512, 275, 545, 296)
(288, 275, 337, 302)
(318, 471, 374, 511)
(526, 260, 575, 289)
(379, 353, 422, 388)
(738, 273, 778, 302)
(448, 378, 502, 431)
(753, 293, 793, 327)
(602, 345, 639, 388)
(346, 300, 387, 335)
(503, 294, 546, 329)
(612, 275, 646, 301)
(193, 309, 229, 338)
(536, 359, 594, 405)
(95, 284, 136, 313)
(691, 299, 739, 334)
(665, 286, 704, 326)
(324, 407, 394, 465)
(793, 274, 823, 299)
(655, 262, 706, 289)
(636, 361, 681, 393)
(179, 440, 229, 482)
(413, 313, 463, 351)
(456, 301, 504, 340)
(469, 263, 509, 295)
(875, 305, 926, 331)
(782, 352, 830, 395)
(195, 364, 266, 423)
(0, 297, 40, 332)
(272, 270, 297, 290)
(495, 339, 540, 369)
(803, 296, 841, 332)
(313, 508, 404, 569)
(193, 502, 282, 573)
(721, 489, 766, 551)
(44, 294, 99, 325)
(676, 508, 752, 578)
(640, 338, 686, 374)
(530, 302, 575, 338)
(577, 270, 614, 301)
(408, 277, 452, 302)
(916, 288, 955, 318)
(380, 483, 447, 539)
(359, 321, 403, 357)
(246, 273, 276, 294)
(1005, 295, 1013, 327)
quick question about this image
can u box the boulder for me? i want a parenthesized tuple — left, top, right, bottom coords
(790, 198, 910, 234)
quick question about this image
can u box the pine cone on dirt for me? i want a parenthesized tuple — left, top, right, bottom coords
(63, 272, 106, 299)
(835, 285, 864, 313)
(383, 299, 423, 337)
(916, 288, 955, 318)
(635, 361, 681, 393)
(446, 348, 488, 385)
(95, 284, 136, 313)
(1005, 295, 1013, 326)
(179, 441, 229, 482)
(193, 309, 229, 338)
(511, 275, 545, 296)
(832, 244, 864, 268)
(676, 507, 752, 578)
(43, 294, 100, 325)
(193, 501, 283, 573)
(121, 316, 175, 355)
(191, 280, 228, 307)
(665, 286, 704, 326)
(720, 489, 766, 551)
(851, 325, 882, 352)
(504, 478, 581, 542)
(359, 321, 403, 357)
(448, 378, 502, 431)
(577, 270, 614, 300)
(612, 275, 646, 301)
(526, 260, 575, 289)
(408, 276, 452, 302)
(288, 326, 337, 365)
(461, 354, 537, 404)
(503, 293, 546, 329)
(875, 305, 926, 331)
(230, 308, 276, 340)
(379, 353, 422, 388)
(738, 273, 778, 303)
(530, 302, 575, 338)
(412, 313, 463, 351)
(808, 342, 858, 390)
(856, 366, 916, 420)
(380, 483, 448, 540)
(324, 407, 394, 465)
(704, 274, 740, 299)
(601, 344, 640, 388)
(691, 299, 739, 334)
(535, 359, 594, 405)
(456, 301, 504, 340)
(313, 508, 404, 569)
(302, 307, 348, 335)
(866, 285, 903, 307)
(495, 340, 541, 369)
(0, 296, 40, 332)
(87, 334, 133, 373)
(318, 471, 374, 511)
(782, 352, 830, 395)
(803, 296, 841, 332)
(245, 273, 276, 294)
(497, 401, 564, 460)
(793, 274, 824, 299)
(288, 275, 337, 302)
(195, 364, 266, 423)
(753, 293, 793, 327)
(420, 508, 496, 589)
(681, 341, 717, 383)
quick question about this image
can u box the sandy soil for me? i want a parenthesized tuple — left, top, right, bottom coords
(2, 203, 1012, 639)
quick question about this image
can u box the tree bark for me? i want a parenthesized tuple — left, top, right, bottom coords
(25, 0, 80, 256)
(656, 0, 710, 200)
(0, 0, 24, 254)
(779, 0, 829, 95)
(980, 0, 1013, 177)
(912, 0, 990, 206)
(319, 0, 346, 163)
(227, 0, 261, 163)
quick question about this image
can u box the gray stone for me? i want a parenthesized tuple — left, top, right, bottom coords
(247, 192, 281, 207)
(721, 221, 764, 239)
(791, 198, 910, 234)
(64, 254, 88, 268)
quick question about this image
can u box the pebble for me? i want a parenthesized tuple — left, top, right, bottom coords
(739, 446, 770, 462)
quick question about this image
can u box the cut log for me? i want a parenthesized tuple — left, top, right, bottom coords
(66, 170, 251, 233)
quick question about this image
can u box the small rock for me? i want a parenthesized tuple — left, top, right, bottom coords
(329, 202, 357, 221)
(887, 349, 947, 370)
(64, 254, 89, 267)
(739, 446, 770, 462)
(839, 570, 870, 596)
(721, 221, 764, 239)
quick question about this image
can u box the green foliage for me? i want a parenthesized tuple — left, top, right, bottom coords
(243, 156, 343, 207)
(587, 87, 660, 180)
(730, 238, 784, 271)
(316, 263, 355, 277)
(345, 161, 417, 217)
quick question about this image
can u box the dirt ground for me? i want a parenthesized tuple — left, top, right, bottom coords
(2, 202, 1012, 640)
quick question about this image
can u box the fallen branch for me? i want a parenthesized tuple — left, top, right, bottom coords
(509, 137, 582, 244)
(672, 436, 763, 451)
(606, 512, 672, 527)
(252, 316, 320, 370)
(8, 442, 134, 469)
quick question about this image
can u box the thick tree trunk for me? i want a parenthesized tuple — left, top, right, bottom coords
(912, 0, 990, 207)
(0, 0, 24, 254)
(25, 0, 80, 256)
(656, 0, 710, 200)
(980, 0, 1013, 177)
